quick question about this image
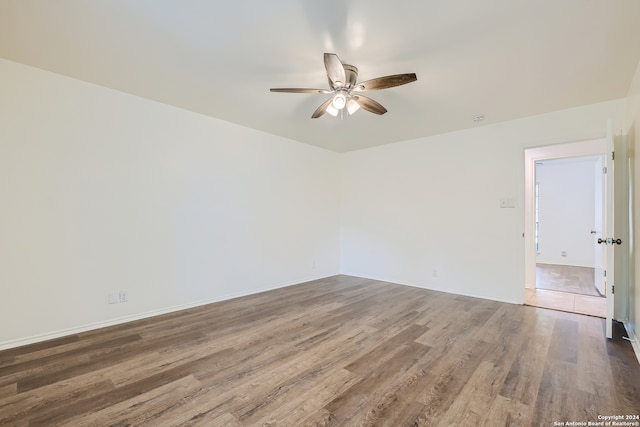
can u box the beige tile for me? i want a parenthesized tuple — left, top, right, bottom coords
(532, 289, 575, 311)
(574, 295, 606, 318)
(524, 289, 605, 318)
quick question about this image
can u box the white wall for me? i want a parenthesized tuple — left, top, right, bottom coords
(1, 54, 635, 352)
(0, 59, 340, 348)
(535, 157, 598, 267)
(340, 99, 626, 304)
(626, 59, 640, 355)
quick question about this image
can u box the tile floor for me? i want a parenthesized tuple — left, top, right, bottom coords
(524, 288, 606, 318)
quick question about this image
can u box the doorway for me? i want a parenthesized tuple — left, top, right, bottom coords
(524, 140, 608, 318)
(526, 155, 605, 317)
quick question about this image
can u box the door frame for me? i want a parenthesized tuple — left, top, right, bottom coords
(524, 138, 607, 289)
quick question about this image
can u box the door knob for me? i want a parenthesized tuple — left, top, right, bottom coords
(597, 237, 623, 245)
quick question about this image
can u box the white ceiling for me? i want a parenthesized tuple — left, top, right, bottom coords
(1, 0, 639, 152)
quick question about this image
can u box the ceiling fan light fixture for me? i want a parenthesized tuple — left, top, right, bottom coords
(325, 104, 339, 117)
(332, 92, 347, 110)
(346, 98, 360, 115)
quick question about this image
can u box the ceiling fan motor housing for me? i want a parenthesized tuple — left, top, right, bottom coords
(330, 64, 358, 89)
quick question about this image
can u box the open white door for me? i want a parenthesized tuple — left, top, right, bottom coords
(593, 155, 605, 296)
(603, 120, 615, 339)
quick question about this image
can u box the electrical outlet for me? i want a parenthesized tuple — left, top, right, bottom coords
(561, 251, 567, 257)
(119, 291, 128, 303)
(108, 292, 118, 304)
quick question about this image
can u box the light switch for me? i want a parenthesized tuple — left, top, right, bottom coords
(500, 197, 516, 208)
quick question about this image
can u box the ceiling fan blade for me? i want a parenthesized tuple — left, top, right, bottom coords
(324, 53, 346, 88)
(311, 98, 334, 119)
(353, 95, 387, 115)
(270, 88, 330, 94)
(353, 73, 417, 91)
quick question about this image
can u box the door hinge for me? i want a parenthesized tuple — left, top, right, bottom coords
(603, 166, 607, 174)
(612, 284, 615, 294)
(604, 269, 606, 277)
(612, 151, 615, 161)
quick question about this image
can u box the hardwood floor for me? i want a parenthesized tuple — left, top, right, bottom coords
(536, 263, 601, 297)
(531, 263, 606, 317)
(1, 275, 638, 426)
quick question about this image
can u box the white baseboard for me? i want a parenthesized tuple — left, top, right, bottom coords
(0, 274, 335, 351)
(623, 322, 640, 365)
(339, 273, 521, 305)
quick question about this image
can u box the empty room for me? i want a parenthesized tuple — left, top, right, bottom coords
(1, 1, 640, 426)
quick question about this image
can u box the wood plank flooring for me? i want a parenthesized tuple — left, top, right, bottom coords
(536, 263, 601, 297)
(1, 275, 639, 426)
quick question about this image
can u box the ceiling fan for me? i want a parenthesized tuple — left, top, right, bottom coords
(270, 53, 417, 118)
